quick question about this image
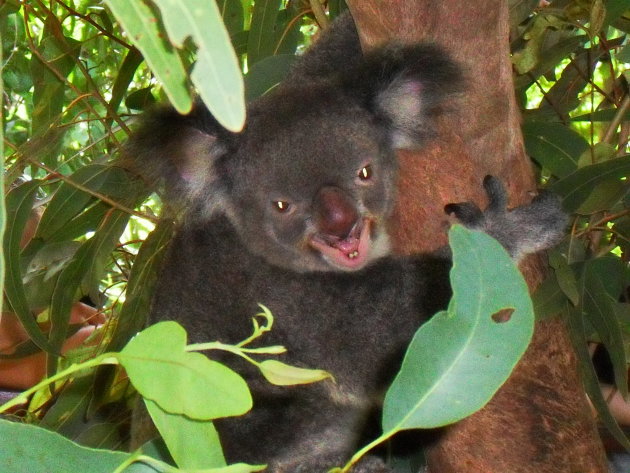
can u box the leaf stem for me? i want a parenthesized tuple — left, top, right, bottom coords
(0, 353, 119, 413)
(336, 430, 396, 473)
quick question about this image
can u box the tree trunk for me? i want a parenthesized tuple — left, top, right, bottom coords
(346, 1, 608, 472)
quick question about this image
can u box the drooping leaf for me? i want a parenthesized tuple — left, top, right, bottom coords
(48, 210, 130, 368)
(3, 181, 54, 352)
(551, 155, 630, 212)
(579, 257, 628, 398)
(217, 0, 244, 35)
(382, 225, 534, 431)
(532, 272, 569, 320)
(522, 121, 585, 178)
(36, 165, 118, 241)
(119, 321, 252, 420)
(107, 221, 174, 352)
(104, 0, 191, 113)
(257, 359, 332, 386)
(145, 399, 226, 469)
(566, 306, 630, 450)
(30, 19, 80, 144)
(107, 47, 144, 126)
(247, 0, 282, 66)
(151, 0, 245, 132)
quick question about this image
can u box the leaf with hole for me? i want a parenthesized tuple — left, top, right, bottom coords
(382, 225, 534, 431)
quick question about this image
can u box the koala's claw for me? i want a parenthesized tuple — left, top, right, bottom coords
(444, 202, 483, 227)
(445, 175, 567, 261)
(483, 174, 507, 213)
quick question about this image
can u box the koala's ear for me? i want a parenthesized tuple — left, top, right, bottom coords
(342, 44, 462, 149)
(122, 103, 235, 216)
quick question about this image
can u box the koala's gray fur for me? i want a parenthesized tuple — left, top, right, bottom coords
(124, 13, 567, 473)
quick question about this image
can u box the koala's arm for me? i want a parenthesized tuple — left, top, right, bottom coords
(445, 176, 568, 262)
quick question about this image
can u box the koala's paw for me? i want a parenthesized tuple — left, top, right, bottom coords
(444, 175, 568, 260)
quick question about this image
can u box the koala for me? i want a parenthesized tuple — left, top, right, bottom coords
(124, 13, 567, 473)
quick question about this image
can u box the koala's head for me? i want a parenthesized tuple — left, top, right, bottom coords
(125, 44, 461, 273)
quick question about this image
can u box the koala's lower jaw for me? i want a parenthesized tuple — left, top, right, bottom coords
(309, 218, 391, 271)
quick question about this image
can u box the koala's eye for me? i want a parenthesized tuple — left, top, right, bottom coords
(358, 165, 373, 181)
(273, 201, 291, 213)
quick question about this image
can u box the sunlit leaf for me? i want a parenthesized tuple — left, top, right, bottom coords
(104, 0, 191, 113)
(119, 321, 252, 420)
(151, 0, 245, 132)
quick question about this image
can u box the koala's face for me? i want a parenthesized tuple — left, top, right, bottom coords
(224, 86, 398, 273)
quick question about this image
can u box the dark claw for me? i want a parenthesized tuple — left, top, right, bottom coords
(444, 202, 484, 226)
(483, 175, 507, 213)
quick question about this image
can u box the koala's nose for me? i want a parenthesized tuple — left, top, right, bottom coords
(314, 186, 359, 239)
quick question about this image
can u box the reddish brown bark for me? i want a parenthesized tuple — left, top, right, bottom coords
(347, 1, 608, 472)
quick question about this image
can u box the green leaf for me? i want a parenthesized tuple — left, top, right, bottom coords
(566, 306, 630, 450)
(257, 360, 332, 386)
(119, 321, 252, 419)
(204, 465, 267, 473)
(30, 23, 80, 137)
(0, 418, 134, 473)
(151, 0, 245, 132)
(382, 225, 534, 431)
(0, 38, 4, 317)
(107, 221, 174, 352)
(3, 181, 54, 352)
(47, 211, 130, 361)
(107, 47, 144, 126)
(36, 165, 115, 241)
(522, 121, 585, 178)
(245, 54, 296, 101)
(247, 0, 282, 66)
(217, 0, 244, 35)
(579, 257, 628, 398)
(104, 0, 191, 113)
(551, 155, 630, 212)
(145, 399, 226, 469)
(532, 273, 568, 320)
(604, 0, 630, 25)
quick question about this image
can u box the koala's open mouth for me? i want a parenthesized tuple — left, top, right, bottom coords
(309, 219, 372, 270)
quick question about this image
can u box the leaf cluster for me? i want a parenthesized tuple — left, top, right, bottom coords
(510, 0, 630, 448)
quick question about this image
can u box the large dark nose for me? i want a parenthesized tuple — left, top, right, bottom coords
(313, 186, 359, 239)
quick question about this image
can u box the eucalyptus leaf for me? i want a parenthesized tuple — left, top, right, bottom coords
(151, 0, 245, 132)
(247, 0, 282, 66)
(532, 272, 568, 320)
(257, 359, 333, 386)
(245, 54, 296, 101)
(382, 225, 534, 431)
(522, 121, 585, 178)
(107, 221, 174, 352)
(119, 321, 252, 419)
(0, 418, 136, 473)
(104, 0, 191, 113)
(145, 399, 226, 469)
(3, 181, 54, 352)
(551, 155, 630, 212)
(566, 306, 630, 450)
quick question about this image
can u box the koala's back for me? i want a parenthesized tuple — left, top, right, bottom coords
(149, 216, 451, 466)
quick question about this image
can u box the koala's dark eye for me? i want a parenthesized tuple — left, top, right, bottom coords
(358, 165, 373, 181)
(273, 201, 291, 213)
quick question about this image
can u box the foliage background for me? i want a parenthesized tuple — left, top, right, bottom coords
(3, 0, 630, 468)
